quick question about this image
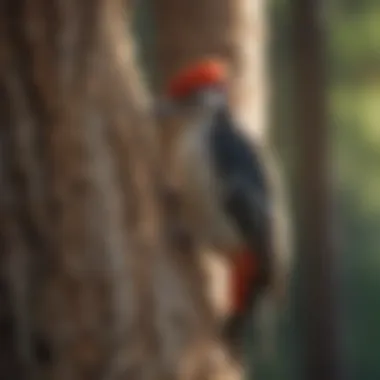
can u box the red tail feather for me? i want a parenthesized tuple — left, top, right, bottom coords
(230, 248, 258, 314)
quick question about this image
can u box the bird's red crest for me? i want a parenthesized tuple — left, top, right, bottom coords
(166, 58, 228, 99)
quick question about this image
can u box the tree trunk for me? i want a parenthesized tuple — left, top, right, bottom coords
(0, 1, 215, 380)
(293, 1, 344, 380)
(152, 0, 291, 376)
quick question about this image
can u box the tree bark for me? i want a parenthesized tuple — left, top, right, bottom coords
(0, 1, 215, 380)
(293, 1, 344, 380)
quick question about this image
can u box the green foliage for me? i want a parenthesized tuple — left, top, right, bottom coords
(328, 1, 380, 82)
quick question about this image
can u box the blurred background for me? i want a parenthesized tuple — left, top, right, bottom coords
(133, 0, 380, 379)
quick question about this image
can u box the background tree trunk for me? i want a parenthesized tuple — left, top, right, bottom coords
(292, 1, 344, 380)
(0, 1, 216, 380)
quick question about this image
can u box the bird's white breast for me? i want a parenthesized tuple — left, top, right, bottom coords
(176, 120, 241, 252)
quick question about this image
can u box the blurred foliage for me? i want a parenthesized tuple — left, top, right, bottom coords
(133, 0, 380, 378)
(269, 0, 380, 379)
(329, 2, 380, 378)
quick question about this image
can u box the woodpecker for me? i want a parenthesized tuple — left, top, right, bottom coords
(156, 58, 287, 356)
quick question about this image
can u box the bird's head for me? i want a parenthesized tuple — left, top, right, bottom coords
(155, 58, 229, 118)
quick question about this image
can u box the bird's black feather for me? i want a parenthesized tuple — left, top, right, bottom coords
(209, 106, 272, 280)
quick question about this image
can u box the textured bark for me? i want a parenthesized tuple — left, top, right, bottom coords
(153, 0, 292, 374)
(0, 1, 216, 380)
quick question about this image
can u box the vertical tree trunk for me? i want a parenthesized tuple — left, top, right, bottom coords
(0, 1, 215, 380)
(293, 1, 344, 380)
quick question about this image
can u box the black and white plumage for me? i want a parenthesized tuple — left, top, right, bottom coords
(157, 59, 290, 356)
(171, 98, 274, 354)
(176, 96, 273, 282)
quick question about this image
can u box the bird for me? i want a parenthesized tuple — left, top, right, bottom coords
(155, 57, 290, 358)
